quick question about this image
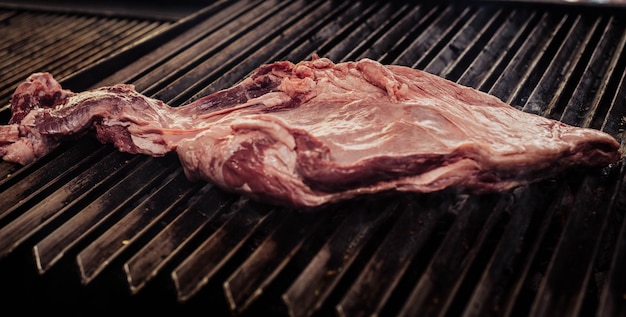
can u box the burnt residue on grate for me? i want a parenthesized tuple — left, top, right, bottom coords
(1, 1, 626, 316)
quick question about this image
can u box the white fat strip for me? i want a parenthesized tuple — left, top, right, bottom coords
(257, 92, 293, 108)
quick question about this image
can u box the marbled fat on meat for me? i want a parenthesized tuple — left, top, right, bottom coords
(0, 57, 621, 207)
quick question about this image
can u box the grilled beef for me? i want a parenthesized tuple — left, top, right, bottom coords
(0, 57, 621, 207)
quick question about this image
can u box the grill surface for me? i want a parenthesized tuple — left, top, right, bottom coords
(0, 8, 172, 107)
(1, 1, 626, 316)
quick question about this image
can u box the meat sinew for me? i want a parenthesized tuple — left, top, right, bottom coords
(0, 57, 621, 207)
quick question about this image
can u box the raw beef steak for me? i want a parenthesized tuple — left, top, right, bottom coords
(0, 57, 621, 207)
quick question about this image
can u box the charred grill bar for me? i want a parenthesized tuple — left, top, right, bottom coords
(0, 0, 625, 316)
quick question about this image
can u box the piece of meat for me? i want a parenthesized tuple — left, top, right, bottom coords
(0, 57, 621, 207)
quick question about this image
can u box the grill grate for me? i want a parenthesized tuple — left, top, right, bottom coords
(1, 1, 626, 316)
(0, 9, 171, 107)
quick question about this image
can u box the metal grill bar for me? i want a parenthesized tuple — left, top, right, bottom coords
(0, 12, 60, 55)
(282, 198, 400, 317)
(335, 194, 454, 317)
(224, 209, 328, 314)
(33, 155, 175, 273)
(94, 0, 264, 88)
(0, 139, 105, 222)
(174, 0, 353, 104)
(531, 164, 621, 316)
(171, 201, 275, 302)
(0, 9, 171, 109)
(597, 168, 626, 317)
(396, 195, 501, 317)
(488, 13, 570, 103)
(76, 167, 199, 284)
(123, 184, 236, 294)
(0, 147, 132, 259)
